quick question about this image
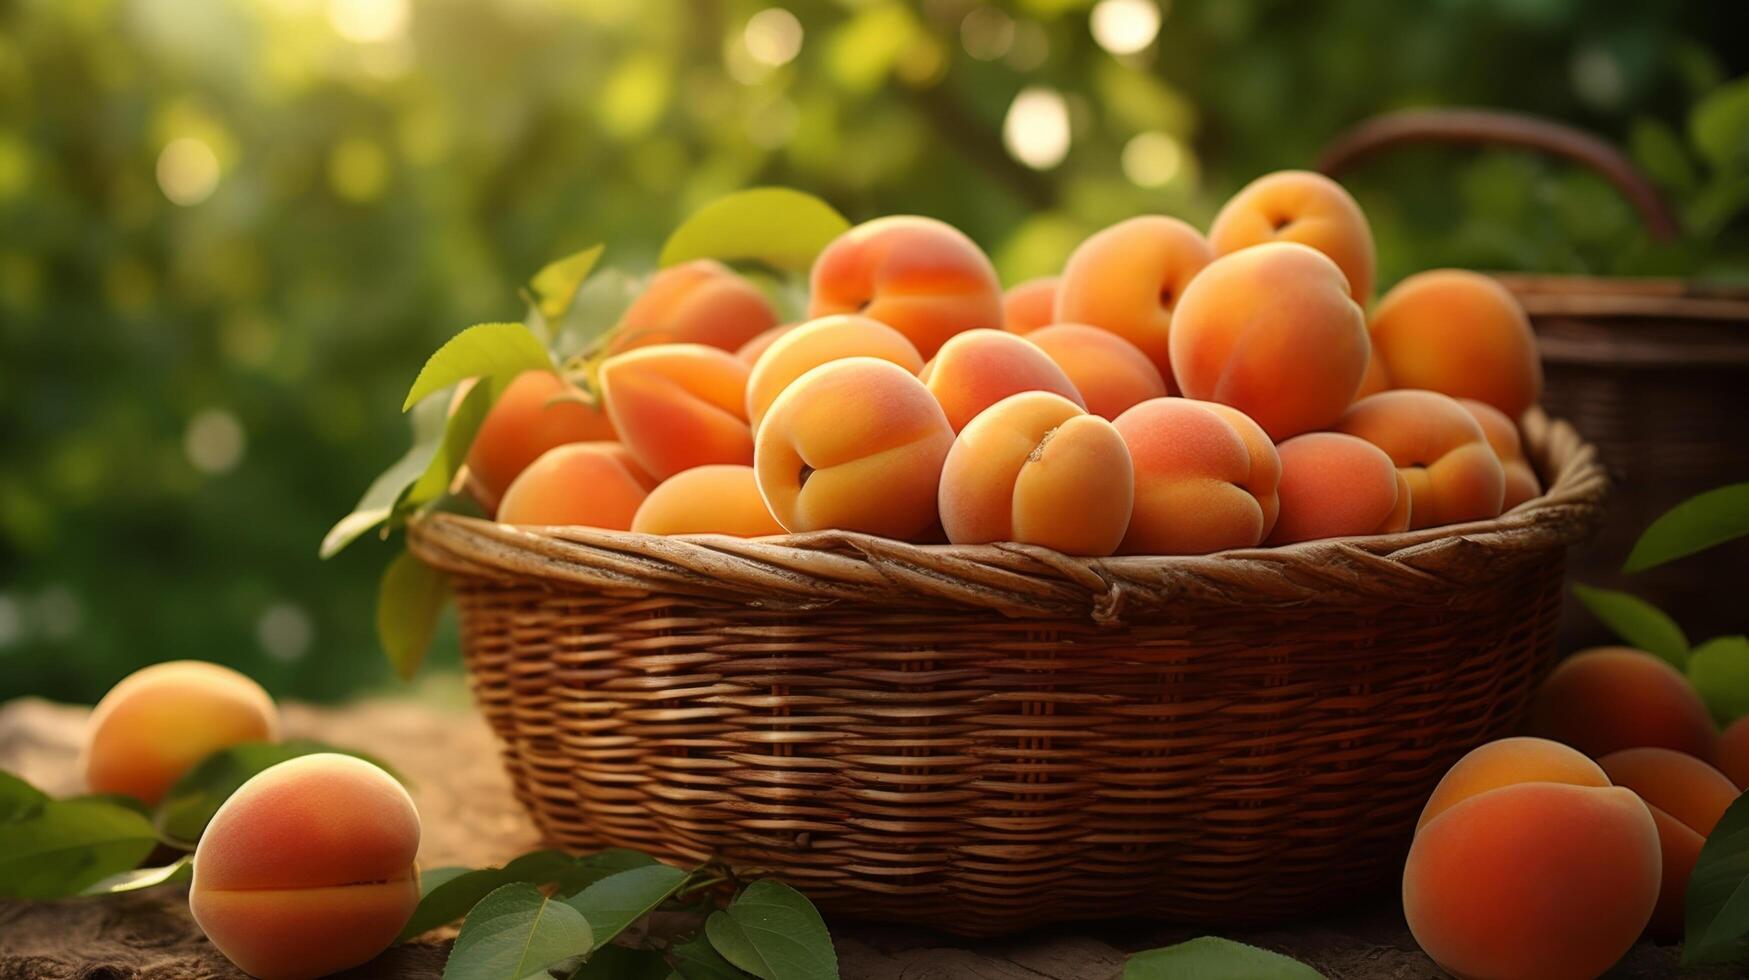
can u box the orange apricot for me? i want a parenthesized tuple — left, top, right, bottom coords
(1168, 242, 1369, 440)
(598, 343, 753, 479)
(496, 442, 655, 529)
(1458, 398, 1540, 509)
(735, 323, 797, 365)
(744, 314, 924, 429)
(190, 754, 420, 980)
(82, 661, 279, 806)
(1529, 646, 1718, 760)
(808, 215, 1003, 358)
(1415, 736, 1612, 832)
(1025, 324, 1168, 421)
(1717, 716, 1749, 790)
(919, 328, 1084, 433)
(1208, 169, 1376, 303)
(1002, 275, 1059, 335)
(607, 259, 778, 354)
(937, 391, 1132, 555)
(1369, 270, 1542, 418)
(631, 465, 785, 537)
(1268, 432, 1412, 545)
(1600, 747, 1741, 938)
(463, 371, 616, 514)
(1113, 398, 1279, 555)
(1053, 215, 1213, 380)
(1336, 390, 1506, 529)
(755, 357, 954, 539)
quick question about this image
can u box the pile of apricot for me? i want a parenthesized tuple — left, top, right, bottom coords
(469, 170, 1545, 554)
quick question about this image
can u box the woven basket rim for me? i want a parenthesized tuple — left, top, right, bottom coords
(408, 408, 1606, 622)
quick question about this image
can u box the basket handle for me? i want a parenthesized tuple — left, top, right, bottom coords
(1316, 109, 1681, 242)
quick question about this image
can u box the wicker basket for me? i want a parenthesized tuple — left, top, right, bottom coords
(1320, 108, 1749, 646)
(408, 411, 1605, 935)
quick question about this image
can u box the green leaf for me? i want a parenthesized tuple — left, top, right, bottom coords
(65, 793, 152, 817)
(442, 882, 594, 980)
(1691, 75, 1749, 174)
(400, 850, 579, 940)
(551, 848, 658, 898)
(1631, 118, 1699, 195)
(402, 376, 499, 511)
(377, 550, 451, 682)
(531, 246, 605, 323)
(0, 770, 49, 822)
(154, 740, 396, 847)
(705, 880, 837, 980)
(1124, 937, 1325, 980)
(564, 863, 687, 950)
(671, 934, 752, 980)
(1623, 483, 1749, 573)
(0, 798, 159, 898)
(80, 854, 194, 895)
(403, 322, 555, 413)
(554, 268, 643, 362)
(1684, 790, 1749, 965)
(1689, 636, 1749, 726)
(566, 944, 673, 980)
(1573, 585, 1690, 667)
(320, 392, 450, 559)
(659, 188, 850, 274)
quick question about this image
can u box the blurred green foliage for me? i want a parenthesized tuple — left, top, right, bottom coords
(2, 0, 1746, 703)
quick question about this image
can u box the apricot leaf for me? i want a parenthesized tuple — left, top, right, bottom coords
(0, 771, 49, 822)
(81, 853, 193, 894)
(564, 863, 687, 951)
(403, 322, 555, 412)
(378, 549, 451, 682)
(550, 848, 658, 897)
(154, 740, 396, 847)
(659, 188, 850, 274)
(566, 944, 672, 980)
(705, 879, 838, 980)
(444, 882, 594, 980)
(0, 798, 158, 898)
(1124, 937, 1324, 979)
(671, 934, 752, 980)
(1691, 76, 1749, 173)
(1573, 585, 1690, 667)
(321, 392, 449, 559)
(530, 245, 605, 323)
(1684, 790, 1749, 965)
(1688, 636, 1749, 725)
(400, 850, 577, 940)
(402, 376, 499, 512)
(1624, 483, 1749, 573)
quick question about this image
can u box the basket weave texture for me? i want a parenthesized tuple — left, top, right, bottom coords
(409, 410, 1606, 935)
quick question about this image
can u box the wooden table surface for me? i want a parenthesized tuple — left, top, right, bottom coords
(0, 695, 1707, 980)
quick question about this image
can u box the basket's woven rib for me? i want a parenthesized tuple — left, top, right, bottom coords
(410, 409, 1605, 935)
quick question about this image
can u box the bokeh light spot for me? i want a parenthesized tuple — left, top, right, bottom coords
(328, 0, 409, 43)
(184, 408, 247, 475)
(155, 137, 220, 206)
(1091, 0, 1162, 55)
(1122, 130, 1183, 187)
(1003, 86, 1071, 170)
(258, 603, 314, 663)
(960, 7, 1016, 61)
(744, 8, 803, 68)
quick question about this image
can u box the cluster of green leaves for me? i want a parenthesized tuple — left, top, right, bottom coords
(328, 188, 847, 680)
(0, 739, 379, 900)
(1575, 483, 1749, 723)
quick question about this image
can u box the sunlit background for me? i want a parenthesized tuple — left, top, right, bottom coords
(3, 0, 1746, 703)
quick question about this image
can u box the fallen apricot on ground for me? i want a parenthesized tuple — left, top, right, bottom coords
(598, 343, 753, 479)
(1369, 269, 1542, 419)
(631, 464, 784, 537)
(1025, 323, 1168, 421)
(1268, 432, 1411, 544)
(83, 661, 279, 806)
(463, 370, 616, 514)
(190, 754, 420, 980)
(1403, 737, 1660, 980)
(1053, 215, 1213, 380)
(919, 329, 1084, 432)
(1208, 169, 1376, 303)
(1529, 646, 1718, 760)
(1002, 276, 1059, 335)
(1113, 398, 1279, 555)
(808, 215, 1003, 357)
(607, 259, 778, 354)
(938, 391, 1132, 555)
(496, 442, 654, 528)
(1169, 243, 1369, 440)
(1458, 398, 1540, 509)
(745, 314, 924, 429)
(1337, 390, 1505, 529)
(756, 357, 954, 539)
(1600, 746, 1741, 938)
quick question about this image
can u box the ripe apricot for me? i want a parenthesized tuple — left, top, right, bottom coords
(1113, 398, 1279, 555)
(1168, 243, 1369, 440)
(755, 357, 954, 539)
(598, 343, 753, 479)
(1600, 747, 1741, 938)
(1268, 432, 1411, 545)
(1053, 215, 1213, 379)
(1403, 737, 1661, 980)
(919, 329, 1084, 432)
(631, 465, 785, 537)
(1529, 647, 1718, 760)
(808, 215, 1003, 358)
(1717, 716, 1749, 790)
(496, 442, 654, 529)
(1336, 390, 1505, 530)
(1458, 398, 1540, 509)
(607, 259, 778, 354)
(1002, 275, 1059, 335)
(744, 314, 924, 429)
(463, 371, 616, 514)
(190, 754, 420, 980)
(735, 323, 796, 364)
(937, 391, 1132, 555)
(83, 661, 279, 806)
(1025, 324, 1168, 421)
(1208, 169, 1376, 303)
(1369, 270, 1542, 419)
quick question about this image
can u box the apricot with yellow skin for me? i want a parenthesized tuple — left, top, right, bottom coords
(1209, 169, 1376, 303)
(918, 329, 1084, 433)
(632, 465, 785, 537)
(496, 442, 655, 529)
(598, 343, 753, 480)
(1336, 390, 1505, 530)
(1053, 215, 1213, 380)
(744, 314, 924, 429)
